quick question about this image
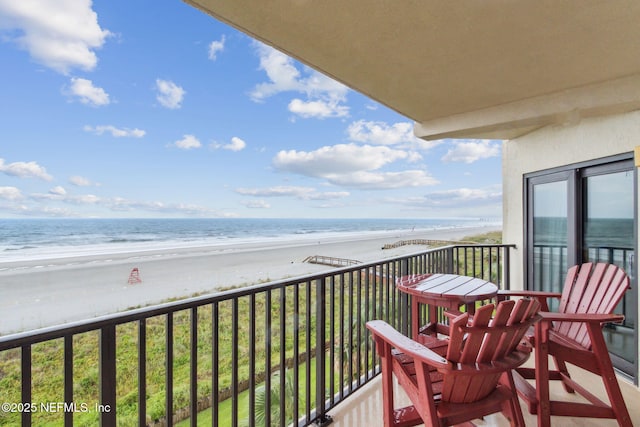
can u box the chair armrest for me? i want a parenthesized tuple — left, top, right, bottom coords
(498, 290, 561, 311)
(366, 320, 449, 369)
(498, 290, 562, 299)
(443, 310, 464, 320)
(539, 312, 625, 325)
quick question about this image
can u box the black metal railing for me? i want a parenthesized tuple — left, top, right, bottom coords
(0, 244, 514, 427)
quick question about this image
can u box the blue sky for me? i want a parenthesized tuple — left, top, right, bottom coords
(0, 0, 502, 219)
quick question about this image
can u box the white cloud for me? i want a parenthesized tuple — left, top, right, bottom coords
(84, 125, 145, 138)
(224, 137, 246, 152)
(327, 170, 438, 189)
(49, 186, 66, 196)
(251, 45, 303, 101)
(235, 186, 350, 200)
(274, 144, 407, 176)
(442, 140, 502, 163)
(208, 35, 225, 60)
(67, 77, 110, 106)
(104, 198, 235, 217)
(173, 134, 201, 150)
(0, 0, 111, 74)
(69, 175, 93, 186)
(0, 158, 52, 180)
(272, 144, 437, 189)
(250, 43, 349, 118)
(155, 79, 185, 109)
(347, 120, 417, 146)
(242, 199, 270, 209)
(404, 187, 503, 208)
(3, 189, 238, 218)
(307, 191, 350, 200)
(0, 186, 23, 200)
(211, 137, 247, 152)
(236, 186, 315, 198)
(288, 98, 349, 119)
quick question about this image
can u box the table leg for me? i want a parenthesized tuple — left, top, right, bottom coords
(411, 299, 420, 340)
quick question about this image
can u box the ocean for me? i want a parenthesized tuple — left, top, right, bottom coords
(0, 217, 500, 262)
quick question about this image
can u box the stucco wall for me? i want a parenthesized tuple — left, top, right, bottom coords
(502, 109, 640, 290)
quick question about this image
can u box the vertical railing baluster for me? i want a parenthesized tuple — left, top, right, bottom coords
(265, 290, 272, 427)
(495, 246, 501, 288)
(165, 313, 173, 427)
(339, 274, 345, 401)
(489, 247, 494, 282)
(315, 277, 329, 425)
(231, 299, 239, 427)
(347, 272, 354, 392)
(380, 264, 387, 323)
(279, 286, 286, 427)
(399, 259, 409, 335)
(449, 246, 456, 274)
(329, 275, 336, 406)
(190, 307, 198, 427)
(504, 246, 511, 291)
(138, 319, 146, 427)
(293, 283, 300, 424)
(21, 344, 31, 427)
(100, 324, 117, 426)
(249, 294, 256, 427)
(64, 335, 73, 427)
(364, 265, 371, 380)
(211, 303, 219, 427)
(356, 271, 362, 385)
(305, 281, 311, 422)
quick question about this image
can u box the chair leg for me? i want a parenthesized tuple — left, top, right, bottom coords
(587, 325, 633, 427)
(500, 372, 525, 427)
(535, 323, 551, 427)
(379, 342, 397, 427)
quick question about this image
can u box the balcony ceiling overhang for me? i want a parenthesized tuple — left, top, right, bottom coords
(185, 0, 640, 140)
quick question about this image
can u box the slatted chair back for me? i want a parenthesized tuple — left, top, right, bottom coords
(555, 262, 629, 348)
(442, 298, 540, 404)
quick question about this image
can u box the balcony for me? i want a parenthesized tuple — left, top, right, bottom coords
(0, 243, 637, 426)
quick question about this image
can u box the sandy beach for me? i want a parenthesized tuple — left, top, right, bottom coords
(0, 225, 499, 335)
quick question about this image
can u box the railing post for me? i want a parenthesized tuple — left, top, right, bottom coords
(100, 324, 117, 426)
(314, 278, 332, 426)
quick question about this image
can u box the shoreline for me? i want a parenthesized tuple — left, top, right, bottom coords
(0, 225, 500, 335)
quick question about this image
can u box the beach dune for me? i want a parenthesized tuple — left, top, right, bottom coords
(0, 226, 499, 335)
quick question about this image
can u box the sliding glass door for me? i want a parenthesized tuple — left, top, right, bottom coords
(526, 156, 637, 376)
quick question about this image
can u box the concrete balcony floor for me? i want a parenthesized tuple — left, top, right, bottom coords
(327, 361, 640, 426)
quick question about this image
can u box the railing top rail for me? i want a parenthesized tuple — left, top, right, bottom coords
(0, 243, 515, 350)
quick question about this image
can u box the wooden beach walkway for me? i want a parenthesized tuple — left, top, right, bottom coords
(302, 255, 361, 267)
(381, 239, 475, 249)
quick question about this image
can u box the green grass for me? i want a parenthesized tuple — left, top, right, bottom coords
(176, 355, 340, 426)
(462, 230, 502, 244)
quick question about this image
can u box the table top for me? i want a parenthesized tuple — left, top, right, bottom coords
(396, 273, 498, 305)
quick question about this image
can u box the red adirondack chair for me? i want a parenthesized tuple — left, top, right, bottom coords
(367, 298, 540, 427)
(499, 262, 632, 427)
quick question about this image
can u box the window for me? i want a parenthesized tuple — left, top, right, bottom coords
(525, 154, 637, 376)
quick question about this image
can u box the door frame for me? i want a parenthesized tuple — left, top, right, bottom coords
(523, 153, 638, 380)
